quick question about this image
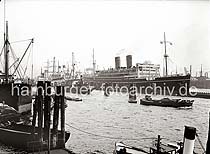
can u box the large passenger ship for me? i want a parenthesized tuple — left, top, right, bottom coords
(83, 55, 191, 96)
(83, 33, 191, 96)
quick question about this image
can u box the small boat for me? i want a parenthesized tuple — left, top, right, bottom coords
(69, 80, 91, 95)
(114, 142, 149, 154)
(65, 96, 82, 102)
(128, 100, 138, 103)
(140, 95, 193, 108)
(113, 113, 210, 154)
(0, 123, 70, 152)
(0, 102, 21, 125)
(114, 139, 181, 154)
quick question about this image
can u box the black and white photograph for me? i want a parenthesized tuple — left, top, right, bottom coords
(0, 0, 209, 154)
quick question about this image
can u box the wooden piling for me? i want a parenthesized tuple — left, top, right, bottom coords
(156, 135, 160, 154)
(104, 83, 110, 96)
(37, 81, 44, 144)
(128, 83, 137, 103)
(60, 86, 65, 148)
(44, 81, 51, 154)
(206, 112, 210, 153)
(53, 86, 60, 147)
(32, 97, 38, 127)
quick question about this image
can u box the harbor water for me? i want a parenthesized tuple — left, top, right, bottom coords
(65, 90, 210, 154)
(0, 90, 210, 154)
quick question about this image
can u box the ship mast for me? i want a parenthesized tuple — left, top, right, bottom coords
(160, 32, 172, 77)
(92, 48, 96, 77)
(72, 52, 75, 79)
(5, 21, 9, 83)
(53, 57, 56, 76)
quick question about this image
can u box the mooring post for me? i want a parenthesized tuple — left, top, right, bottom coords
(60, 85, 65, 147)
(32, 96, 38, 143)
(206, 112, 210, 153)
(128, 83, 137, 103)
(104, 82, 109, 96)
(32, 97, 38, 127)
(52, 86, 60, 147)
(156, 135, 160, 154)
(37, 81, 44, 146)
(44, 81, 51, 154)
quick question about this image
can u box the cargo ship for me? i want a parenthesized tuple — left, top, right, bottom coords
(0, 21, 33, 113)
(83, 33, 191, 96)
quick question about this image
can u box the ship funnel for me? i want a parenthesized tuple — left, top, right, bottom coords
(115, 56, 121, 69)
(183, 126, 196, 154)
(126, 55, 132, 69)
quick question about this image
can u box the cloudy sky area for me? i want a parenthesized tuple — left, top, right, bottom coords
(0, 0, 209, 77)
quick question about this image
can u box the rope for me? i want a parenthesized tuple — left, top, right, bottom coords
(65, 123, 156, 141)
(9, 44, 23, 78)
(0, 43, 6, 70)
(195, 132, 206, 154)
(23, 46, 32, 78)
(10, 38, 32, 44)
(0, 43, 5, 58)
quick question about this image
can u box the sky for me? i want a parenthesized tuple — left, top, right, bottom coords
(0, 0, 209, 77)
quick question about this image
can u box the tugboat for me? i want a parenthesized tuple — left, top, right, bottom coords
(114, 126, 197, 154)
(140, 95, 193, 108)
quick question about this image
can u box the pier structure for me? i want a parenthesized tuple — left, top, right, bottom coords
(31, 81, 68, 153)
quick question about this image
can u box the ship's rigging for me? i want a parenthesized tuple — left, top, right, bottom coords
(0, 21, 34, 82)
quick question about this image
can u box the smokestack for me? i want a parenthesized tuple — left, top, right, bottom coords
(126, 55, 132, 69)
(115, 56, 121, 69)
(183, 126, 196, 154)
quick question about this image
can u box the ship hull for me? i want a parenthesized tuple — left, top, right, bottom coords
(0, 83, 32, 113)
(84, 74, 191, 96)
(0, 124, 70, 152)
